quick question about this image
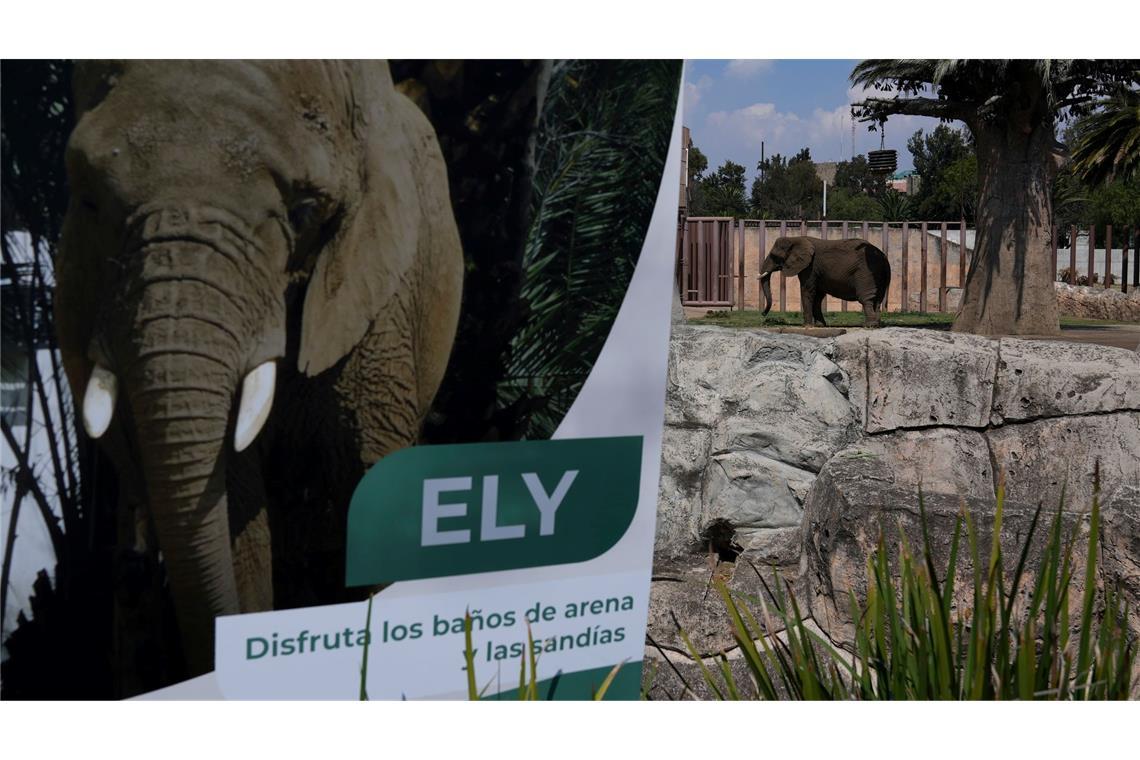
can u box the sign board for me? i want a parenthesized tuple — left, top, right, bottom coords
(192, 102, 684, 700)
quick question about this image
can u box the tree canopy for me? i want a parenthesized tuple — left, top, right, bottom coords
(851, 59, 1139, 335)
(750, 148, 821, 219)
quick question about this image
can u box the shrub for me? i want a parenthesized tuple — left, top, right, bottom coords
(666, 474, 1136, 700)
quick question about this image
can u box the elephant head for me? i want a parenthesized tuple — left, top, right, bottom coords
(759, 236, 814, 315)
(55, 61, 462, 672)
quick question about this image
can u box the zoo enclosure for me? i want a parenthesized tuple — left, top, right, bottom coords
(676, 218, 1140, 312)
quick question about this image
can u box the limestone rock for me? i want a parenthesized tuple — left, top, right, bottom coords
(799, 428, 1097, 647)
(703, 450, 811, 534)
(992, 338, 1140, 424)
(985, 412, 1140, 510)
(834, 328, 998, 433)
(647, 548, 800, 662)
(656, 325, 860, 556)
(1055, 281, 1140, 322)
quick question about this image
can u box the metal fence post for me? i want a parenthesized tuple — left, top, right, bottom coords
(920, 221, 928, 313)
(1123, 229, 1131, 294)
(821, 219, 830, 312)
(939, 222, 948, 311)
(901, 221, 909, 312)
(738, 219, 746, 308)
(959, 217, 967, 287)
(757, 222, 767, 310)
(1088, 224, 1096, 285)
(882, 222, 891, 312)
(1106, 225, 1113, 289)
(779, 220, 787, 311)
(1070, 224, 1077, 280)
(841, 221, 849, 311)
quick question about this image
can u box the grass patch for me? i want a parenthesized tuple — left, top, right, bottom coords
(692, 310, 1136, 329)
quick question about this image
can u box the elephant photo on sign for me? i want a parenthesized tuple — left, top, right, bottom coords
(760, 236, 892, 327)
(0, 59, 680, 696)
(54, 61, 465, 674)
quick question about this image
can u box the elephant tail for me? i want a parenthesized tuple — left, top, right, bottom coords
(876, 267, 891, 311)
(867, 247, 891, 311)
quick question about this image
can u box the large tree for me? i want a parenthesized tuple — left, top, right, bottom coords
(907, 124, 976, 220)
(698, 159, 749, 217)
(751, 148, 822, 219)
(852, 60, 1138, 335)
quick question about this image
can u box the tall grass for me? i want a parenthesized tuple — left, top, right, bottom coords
(672, 474, 1136, 700)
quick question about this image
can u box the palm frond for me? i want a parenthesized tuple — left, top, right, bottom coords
(500, 60, 681, 439)
(1070, 89, 1140, 186)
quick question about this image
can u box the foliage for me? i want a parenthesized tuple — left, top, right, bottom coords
(686, 144, 708, 181)
(2, 59, 136, 698)
(673, 476, 1136, 700)
(851, 60, 1138, 333)
(906, 125, 976, 221)
(501, 60, 681, 439)
(702, 160, 750, 217)
(825, 187, 881, 221)
(833, 154, 887, 199)
(690, 158, 748, 217)
(1055, 113, 1140, 244)
(1070, 88, 1140, 186)
(876, 188, 913, 221)
(750, 148, 822, 219)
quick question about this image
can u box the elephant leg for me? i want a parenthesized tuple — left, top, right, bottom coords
(227, 451, 274, 613)
(812, 294, 827, 327)
(800, 286, 816, 326)
(861, 300, 882, 328)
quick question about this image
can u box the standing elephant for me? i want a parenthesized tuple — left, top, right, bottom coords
(55, 61, 464, 675)
(760, 236, 891, 327)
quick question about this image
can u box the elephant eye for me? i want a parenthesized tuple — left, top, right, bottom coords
(288, 198, 321, 232)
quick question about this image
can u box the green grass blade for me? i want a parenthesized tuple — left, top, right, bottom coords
(592, 659, 628, 700)
(1074, 464, 1102, 697)
(359, 594, 374, 701)
(464, 610, 479, 701)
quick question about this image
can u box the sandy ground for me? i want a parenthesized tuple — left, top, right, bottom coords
(682, 307, 1140, 352)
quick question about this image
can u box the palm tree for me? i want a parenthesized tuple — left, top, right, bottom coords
(1070, 88, 1140, 186)
(504, 60, 681, 438)
(852, 60, 1138, 335)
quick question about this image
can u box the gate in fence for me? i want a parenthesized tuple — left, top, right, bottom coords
(676, 217, 736, 307)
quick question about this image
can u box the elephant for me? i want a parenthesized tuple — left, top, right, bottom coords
(54, 61, 464, 675)
(760, 236, 891, 327)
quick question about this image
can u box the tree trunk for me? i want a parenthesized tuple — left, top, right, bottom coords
(952, 120, 1060, 336)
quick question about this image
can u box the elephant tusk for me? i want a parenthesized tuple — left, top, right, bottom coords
(82, 365, 118, 439)
(234, 361, 276, 453)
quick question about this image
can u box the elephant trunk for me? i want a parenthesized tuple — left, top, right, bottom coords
(129, 340, 237, 673)
(103, 209, 280, 674)
(760, 273, 774, 315)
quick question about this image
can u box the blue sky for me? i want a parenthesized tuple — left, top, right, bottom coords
(684, 60, 962, 177)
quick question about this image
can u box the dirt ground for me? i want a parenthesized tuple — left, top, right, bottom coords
(683, 307, 1140, 352)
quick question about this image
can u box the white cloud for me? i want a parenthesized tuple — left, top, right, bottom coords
(683, 75, 713, 117)
(703, 102, 803, 158)
(724, 59, 773, 79)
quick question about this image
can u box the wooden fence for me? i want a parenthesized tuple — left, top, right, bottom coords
(677, 218, 1140, 312)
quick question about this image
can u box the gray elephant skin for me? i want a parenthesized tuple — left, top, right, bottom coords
(760, 236, 891, 326)
(55, 61, 464, 674)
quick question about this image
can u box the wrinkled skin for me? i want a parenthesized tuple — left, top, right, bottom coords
(55, 61, 464, 675)
(760, 236, 891, 327)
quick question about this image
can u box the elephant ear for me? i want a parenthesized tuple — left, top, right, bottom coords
(297, 66, 423, 377)
(783, 238, 815, 277)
